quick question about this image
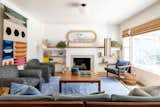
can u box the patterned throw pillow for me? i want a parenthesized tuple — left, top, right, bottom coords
(10, 83, 41, 95)
(0, 87, 10, 96)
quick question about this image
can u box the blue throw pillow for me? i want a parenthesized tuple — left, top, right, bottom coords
(11, 83, 41, 95)
(10, 83, 28, 95)
(24, 86, 42, 95)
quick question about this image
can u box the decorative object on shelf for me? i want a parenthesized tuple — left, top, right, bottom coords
(98, 52, 102, 57)
(111, 41, 122, 48)
(58, 49, 64, 55)
(49, 58, 53, 62)
(43, 50, 52, 57)
(111, 53, 119, 59)
(56, 41, 67, 48)
(71, 63, 79, 75)
(43, 50, 53, 63)
(104, 38, 111, 57)
(102, 58, 108, 63)
(43, 57, 49, 63)
(66, 30, 97, 46)
(80, 71, 92, 76)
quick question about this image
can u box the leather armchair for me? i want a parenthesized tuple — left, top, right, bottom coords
(105, 60, 131, 79)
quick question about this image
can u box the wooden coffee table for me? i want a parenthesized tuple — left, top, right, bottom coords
(59, 71, 101, 93)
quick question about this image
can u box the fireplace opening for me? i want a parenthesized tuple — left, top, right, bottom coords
(73, 58, 91, 70)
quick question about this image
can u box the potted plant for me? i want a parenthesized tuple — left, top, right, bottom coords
(56, 41, 66, 48)
(56, 41, 67, 55)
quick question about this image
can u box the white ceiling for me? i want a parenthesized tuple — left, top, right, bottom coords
(6, 0, 158, 24)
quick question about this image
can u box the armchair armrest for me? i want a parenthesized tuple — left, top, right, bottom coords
(117, 65, 132, 69)
(0, 78, 26, 87)
(39, 62, 55, 76)
(39, 63, 55, 68)
(106, 63, 116, 67)
(19, 69, 42, 79)
(25, 65, 50, 83)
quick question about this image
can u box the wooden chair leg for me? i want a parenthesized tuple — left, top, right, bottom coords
(118, 70, 120, 80)
(118, 73, 120, 80)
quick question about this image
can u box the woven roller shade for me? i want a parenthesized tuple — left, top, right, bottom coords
(130, 18, 160, 36)
(122, 29, 129, 38)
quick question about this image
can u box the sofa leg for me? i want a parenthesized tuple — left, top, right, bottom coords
(118, 73, 121, 80)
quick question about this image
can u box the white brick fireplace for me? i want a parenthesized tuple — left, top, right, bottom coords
(66, 48, 98, 71)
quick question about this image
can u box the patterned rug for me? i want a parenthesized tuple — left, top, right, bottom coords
(41, 77, 130, 95)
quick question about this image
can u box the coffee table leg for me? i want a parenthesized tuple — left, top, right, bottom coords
(98, 81, 101, 92)
(59, 81, 62, 93)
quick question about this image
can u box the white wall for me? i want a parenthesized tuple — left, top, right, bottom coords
(120, 1, 160, 86)
(43, 24, 120, 72)
(27, 19, 44, 61)
(120, 1, 160, 31)
(44, 24, 120, 45)
(0, 0, 44, 61)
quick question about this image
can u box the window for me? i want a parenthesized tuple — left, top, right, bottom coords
(132, 30, 160, 75)
(123, 37, 130, 61)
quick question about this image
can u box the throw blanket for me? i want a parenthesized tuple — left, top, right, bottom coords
(128, 86, 160, 97)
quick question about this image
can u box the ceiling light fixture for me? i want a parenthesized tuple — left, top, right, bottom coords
(81, 3, 87, 7)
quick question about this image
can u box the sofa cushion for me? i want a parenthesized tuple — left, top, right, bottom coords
(82, 94, 111, 102)
(128, 88, 151, 97)
(116, 60, 129, 67)
(142, 86, 160, 96)
(55, 94, 110, 102)
(19, 77, 40, 86)
(10, 83, 41, 95)
(0, 95, 53, 101)
(55, 94, 83, 101)
(27, 59, 40, 67)
(0, 65, 18, 78)
(116, 60, 129, 71)
(111, 94, 160, 102)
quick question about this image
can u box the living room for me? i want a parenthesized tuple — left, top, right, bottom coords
(0, 0, 160, 106)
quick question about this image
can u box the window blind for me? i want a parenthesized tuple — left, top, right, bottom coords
(122, 29, 129, 38)
(130, 18, 160, 36)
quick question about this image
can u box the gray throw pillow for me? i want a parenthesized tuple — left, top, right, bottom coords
(142, 86, 160, 97)
(111, 94, 160, 102)
(128, 88, 151, 97)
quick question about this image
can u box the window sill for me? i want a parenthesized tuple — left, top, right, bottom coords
(133, 64, 160, 76)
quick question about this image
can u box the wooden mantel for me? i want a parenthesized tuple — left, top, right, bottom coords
(47, 46, 104, 48)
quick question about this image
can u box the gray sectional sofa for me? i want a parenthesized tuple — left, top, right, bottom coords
(0, 93, 160, 107)
(0, 94, 160, 102)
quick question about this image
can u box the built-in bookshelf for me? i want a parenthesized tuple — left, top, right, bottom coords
(43, 48, 66, 72)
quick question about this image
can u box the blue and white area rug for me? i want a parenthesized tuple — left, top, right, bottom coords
(41, 77, 130, 95)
